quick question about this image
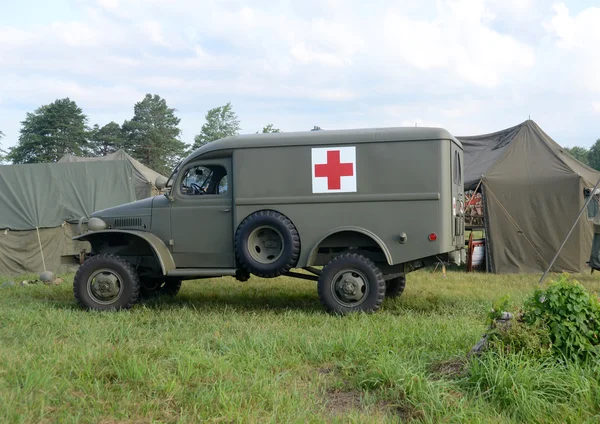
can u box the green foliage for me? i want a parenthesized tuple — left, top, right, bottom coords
(564, 146, 589, 165)
(488, 320, 554, 360)
(260, 124, 280, 133)
(587, 139, 600, 171)
(484, 294, 553, 359)
(193, 102, 241, 148)
(88, 121, 125, 156)
(486, 274, 600, 362)
(6, 98, 89, 164)
(121, 94, 188, 175)
(521, 274, 600, 361)
(487, 294, 510, 325)
(462, 351, 599, 423)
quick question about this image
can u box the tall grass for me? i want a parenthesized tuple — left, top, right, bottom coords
(0, 269, 599, 422)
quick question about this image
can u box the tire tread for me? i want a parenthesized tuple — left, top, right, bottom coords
(385, 274, 406, 298)
(234, 210, 300, 278)
(73, 253, 140, 310)
(317, 252, 385, 314)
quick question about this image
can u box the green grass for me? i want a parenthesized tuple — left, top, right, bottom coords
(1, 269, 600, 423)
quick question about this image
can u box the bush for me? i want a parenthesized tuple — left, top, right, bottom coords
(485, 274, 600, 362)
(521, 274, 600, 361)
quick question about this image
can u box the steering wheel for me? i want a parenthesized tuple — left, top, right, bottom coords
(190, 183, 206, 195)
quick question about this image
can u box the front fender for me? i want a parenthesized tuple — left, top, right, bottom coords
(74, 230, 176, 276)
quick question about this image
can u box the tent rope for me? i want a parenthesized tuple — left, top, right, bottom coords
(36, 227, 47, 272)
(482, 181, 550, 268)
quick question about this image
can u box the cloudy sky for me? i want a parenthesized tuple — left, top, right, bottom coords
(0, 0, 599, 154)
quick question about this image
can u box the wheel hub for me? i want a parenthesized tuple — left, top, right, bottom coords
(248, 226, 284, 264)
(342, 279, 356, 294)
(87, 269, 123, 305)
(332, 270, 368, 305)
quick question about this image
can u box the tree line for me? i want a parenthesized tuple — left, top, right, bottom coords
(2, 97, 598, 175)
(563, 144, 600, 170)
(0, 95, 280, 175)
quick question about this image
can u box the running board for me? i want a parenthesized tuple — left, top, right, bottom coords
(167, 268, 238, 278)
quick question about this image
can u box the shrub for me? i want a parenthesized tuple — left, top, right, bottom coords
(521, 274, 600, 361)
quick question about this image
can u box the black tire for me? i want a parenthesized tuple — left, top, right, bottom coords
(235, 210, 300, 278)
(139, 277, 182, 299)
(73, 254, 140, 311)
(317, 253, 386, 314)
(385, 274, 406, 298)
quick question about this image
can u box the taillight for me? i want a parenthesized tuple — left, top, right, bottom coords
(428, 233, 437, 241)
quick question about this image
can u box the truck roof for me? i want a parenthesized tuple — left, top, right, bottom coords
(184, 126, 461, 163)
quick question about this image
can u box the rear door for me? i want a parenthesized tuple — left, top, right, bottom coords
(451, 143, 465, 247)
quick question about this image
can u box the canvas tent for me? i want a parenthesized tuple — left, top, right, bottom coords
(0, 160, 138, 276)
(58, 149, 166, 200)
(457, 120, 600, 274)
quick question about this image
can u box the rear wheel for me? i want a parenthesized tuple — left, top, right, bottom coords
(139, 278, 182, 299)
(317, 253, 386, 314)
(73, 254, 140, 311)
(385, 274, 406, 298)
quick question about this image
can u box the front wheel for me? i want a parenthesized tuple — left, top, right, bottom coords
(73, 254, 140, 311)
(317, 253, 386, 314)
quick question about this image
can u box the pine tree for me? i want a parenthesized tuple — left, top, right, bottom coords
(121, 94, 188, 175)
(193, 102, 241, 148)
(7, 98, 89, 163)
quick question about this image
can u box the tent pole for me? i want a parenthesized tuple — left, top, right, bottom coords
(538, 176, 600, 285)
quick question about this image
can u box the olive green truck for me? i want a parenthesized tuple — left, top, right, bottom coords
(73, 127, 466, 314)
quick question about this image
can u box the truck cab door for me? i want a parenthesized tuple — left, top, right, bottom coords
(169, 158, 234, 268)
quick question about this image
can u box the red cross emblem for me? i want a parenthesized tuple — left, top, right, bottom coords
(312, 146, 357, 193)
(314, 150, 354, 190)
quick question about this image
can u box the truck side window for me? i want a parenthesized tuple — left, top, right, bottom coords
(180, 164, 228, 196)
(453, 151, 460, 184)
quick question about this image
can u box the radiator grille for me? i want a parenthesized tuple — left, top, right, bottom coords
(114, 217, 143, 228)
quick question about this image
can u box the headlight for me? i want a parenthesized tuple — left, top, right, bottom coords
(88, 217, 107, 231)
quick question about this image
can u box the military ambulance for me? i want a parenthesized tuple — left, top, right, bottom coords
(73, 127, 466, 314)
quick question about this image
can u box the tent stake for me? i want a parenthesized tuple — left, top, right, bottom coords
(538, 176, 600, 285)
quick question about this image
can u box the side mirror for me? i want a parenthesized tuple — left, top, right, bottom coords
(155, 176, 168, 190)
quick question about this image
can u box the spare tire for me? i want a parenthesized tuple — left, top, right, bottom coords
(235, 210, 300, 278)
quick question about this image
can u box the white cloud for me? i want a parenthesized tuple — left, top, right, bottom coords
(0, 0, 598, 152)
(543, 3, 600, 92)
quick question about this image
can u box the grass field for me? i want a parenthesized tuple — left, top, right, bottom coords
(1, 268, 600, 423)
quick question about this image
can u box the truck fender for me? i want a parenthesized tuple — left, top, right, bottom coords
(73, 230, 176, 276)
(307, 227, 393, 266)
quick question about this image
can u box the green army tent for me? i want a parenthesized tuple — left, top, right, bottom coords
(458, 120, 600, 274)
(58, 149, 166, 200)
(0, 160, 137, 276)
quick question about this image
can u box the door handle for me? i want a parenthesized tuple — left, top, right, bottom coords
(220, 209, 231, 212)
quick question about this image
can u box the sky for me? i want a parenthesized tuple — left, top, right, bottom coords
(0, 0, 599, 155)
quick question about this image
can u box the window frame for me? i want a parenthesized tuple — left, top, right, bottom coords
(176, 162, 231, 198)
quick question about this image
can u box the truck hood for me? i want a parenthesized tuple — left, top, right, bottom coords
(91, 196, 156, 218)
